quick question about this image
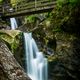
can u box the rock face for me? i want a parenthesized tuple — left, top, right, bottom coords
(0, 40, 31, 80)
(48, 33, 80, 80)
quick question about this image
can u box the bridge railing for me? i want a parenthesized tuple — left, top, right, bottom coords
(2, 0, 56, 15)
(0, 5, 2, 14)
(15, 0, 56, 11)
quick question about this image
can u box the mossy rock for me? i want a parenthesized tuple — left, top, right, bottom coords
(0, 30, 21, 37)
(0, 30, 22, 53)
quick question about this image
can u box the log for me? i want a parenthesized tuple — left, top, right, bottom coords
(0, 40, 31, 80)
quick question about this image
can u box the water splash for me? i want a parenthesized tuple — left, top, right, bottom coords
(24, 33, 48, 80)
(10, 18, 18, 29)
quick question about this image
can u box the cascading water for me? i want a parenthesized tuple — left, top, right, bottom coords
(10, 16, 48, 80)
(24, 33, 48, 80)
(10, 18, 18, 29)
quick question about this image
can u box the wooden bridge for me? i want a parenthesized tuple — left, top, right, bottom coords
(0, 0, 56, 18)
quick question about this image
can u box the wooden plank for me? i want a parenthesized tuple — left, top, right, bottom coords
(3, 5, 55, 18)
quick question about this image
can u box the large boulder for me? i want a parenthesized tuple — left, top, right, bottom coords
(0, 39, 31, 80)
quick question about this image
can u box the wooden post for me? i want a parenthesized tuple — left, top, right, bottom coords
(35, 0, 37, 8)
(2, 6, 5, 14)
(15, 4, 17, 12)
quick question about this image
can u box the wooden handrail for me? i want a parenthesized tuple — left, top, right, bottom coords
(14, 0, 55, 11)
(13, 0, 51, 5)
(16, 1, 55, 9)
(13, 0, 52, 10)
(16, 2, 55, 12)
(2, 0, 55, 13)
(1, 0, 56, 17)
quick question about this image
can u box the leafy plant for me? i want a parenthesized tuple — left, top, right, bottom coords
(25, 15, 36, 23)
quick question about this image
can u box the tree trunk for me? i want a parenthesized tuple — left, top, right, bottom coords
(0, 40, 31, 80)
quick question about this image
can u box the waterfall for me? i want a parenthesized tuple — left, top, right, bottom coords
(10, 18, 18, 29)
(24, 33, 48, 80)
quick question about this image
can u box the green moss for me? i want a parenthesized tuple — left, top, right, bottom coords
(47, 55, 58, 62)
(0, 30, 22, 53)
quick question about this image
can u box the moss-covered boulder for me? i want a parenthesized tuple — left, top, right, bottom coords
(0, 30, 21, 53)
(0, 30, 25, 68)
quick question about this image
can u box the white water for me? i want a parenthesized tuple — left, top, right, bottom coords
(24, 33, 48, 80)
(10, 18, 18, 29)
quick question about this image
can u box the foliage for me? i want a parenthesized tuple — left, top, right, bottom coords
(46, 1, 80, 80)
(0, 0, 2, 4)
(45, 0, 79, 35)
(57, 0, 80, 8)
(0, 0, 2, 2)
(10, 0, 25, 6)
(25, 15, 36, 23)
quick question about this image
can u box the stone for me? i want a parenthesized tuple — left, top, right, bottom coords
(0, 40, 31, 80)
